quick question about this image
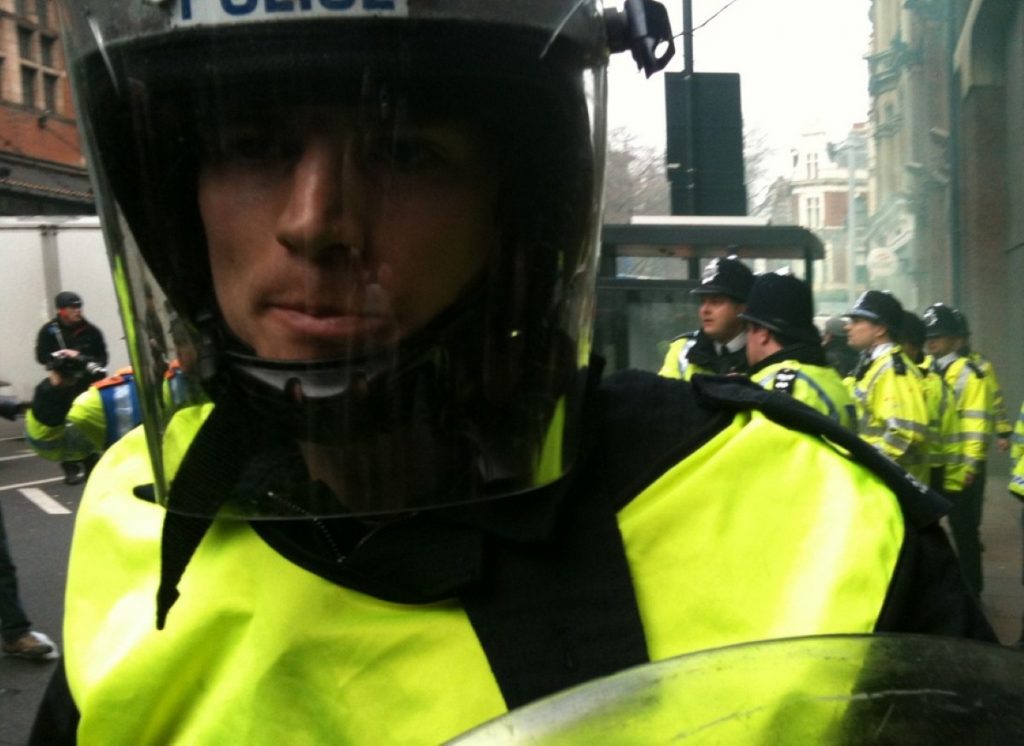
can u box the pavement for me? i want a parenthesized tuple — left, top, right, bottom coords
(978, 472, 1023, 644)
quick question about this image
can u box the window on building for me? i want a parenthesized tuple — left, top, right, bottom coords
(806, 196, 821, 228)
(806, 152, 819, 180)
(43, 73, 57, 112)
(40, 35, 55, 68)
(21, 65, 37, 107)
(18, 27, 35, 60)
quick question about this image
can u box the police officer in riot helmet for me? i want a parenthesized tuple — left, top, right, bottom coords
(34, 2, 993, 742)
(742, 272, 856, 429)
(658, 256, 754, 380)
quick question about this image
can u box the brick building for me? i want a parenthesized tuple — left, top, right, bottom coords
(763, 128, 869, 316)
(0, 0, 92, 214)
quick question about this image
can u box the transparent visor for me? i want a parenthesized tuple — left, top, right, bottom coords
(61, 15, 607, 519)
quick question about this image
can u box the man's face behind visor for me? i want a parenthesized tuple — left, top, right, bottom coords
(197, 88, 502, 363)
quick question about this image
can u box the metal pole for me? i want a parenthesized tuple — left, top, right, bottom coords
(682, 0, 694, 75)
(846, 136, 858, 304)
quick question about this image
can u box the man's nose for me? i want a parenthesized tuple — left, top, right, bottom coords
(275, 135, 364, 261)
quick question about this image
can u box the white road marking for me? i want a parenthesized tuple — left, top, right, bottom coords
(0, 451, 36, 462)
(17, 486, 71, 514)
(0, 476, 64, 494)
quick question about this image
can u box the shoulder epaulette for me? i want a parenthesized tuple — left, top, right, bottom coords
(771, 368, 798, 395)
(891, 352, 906, 375)
(966, 359, 985, 378)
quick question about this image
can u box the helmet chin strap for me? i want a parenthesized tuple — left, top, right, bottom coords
(208, 281, 489, 446)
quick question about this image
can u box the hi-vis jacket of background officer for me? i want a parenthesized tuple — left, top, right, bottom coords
(748, 346, 856, 430)
(38, 373, 993, 745)
(916, 361, 966, 493)
(1009, 402, 1024, 500)
(659, 331, 748, 380)
(969, 351, 1012, 445)
(932, 353, 992, 477)
(25, 368, 141, 463)
(846, 344, 929, 481)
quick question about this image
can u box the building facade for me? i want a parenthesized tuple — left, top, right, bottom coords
(866, 0, 1024, 455)
(0, 0, 92, 213)
(763, 128, 869, 316)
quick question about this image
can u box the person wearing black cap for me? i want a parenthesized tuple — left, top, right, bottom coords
(844, 290, 929, 482)
(33, 291, 109, 485)
(924, 302, 993, 597)
(658, 256, 754, 380)
(34, 291, 108, 375)
(742, 272, 855, 429)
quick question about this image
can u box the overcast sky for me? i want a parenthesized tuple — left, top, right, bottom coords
(607, 0, 872, 176)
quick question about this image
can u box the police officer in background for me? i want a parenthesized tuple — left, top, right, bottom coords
(24, 366, 143, 484)
(658, 256, 754, 380)
(953, 309, 1013, 454)
(900, 311, 965, 497)
(925, 303, 993, 598)
(742, 272, 855, 429)
(844, 290, 930, 482)
(822, 314, 859, 378)
(33, 2, 993, 742)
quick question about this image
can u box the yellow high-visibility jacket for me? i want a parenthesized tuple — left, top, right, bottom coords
(1009, 402, 1024, 499)
(750, 360, 856, 430)
(25, 368, 140, 462)
(54, 375, 989, 745)
(917, 362, 966, 492)
(658, 332, 747, 380)
(846, 345, 929, 481)
(933, 354, 992, 476)
(969, 352, 1012, 442)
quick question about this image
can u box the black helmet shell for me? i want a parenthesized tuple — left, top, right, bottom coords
(691, 256, 754, 302)
(846, 290, 903, 333)
(739, 272, 820, 344)
(923, 303, 962, 339)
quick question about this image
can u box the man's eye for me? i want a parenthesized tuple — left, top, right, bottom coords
(367, 136, 443, 171)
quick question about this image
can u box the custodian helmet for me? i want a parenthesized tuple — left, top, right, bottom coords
(691, 256, 755, 302)
(846, 290, 903, 335)
(739, 272, 821, 345)
(923, 303, 962, 339)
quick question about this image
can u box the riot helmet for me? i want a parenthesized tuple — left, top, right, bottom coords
(922, 303, 961, 339)
(845, 290, 903, 334)
(691, 256, 754, 302)
(57, 0, 674, 518)
(739, 272, 820, 345)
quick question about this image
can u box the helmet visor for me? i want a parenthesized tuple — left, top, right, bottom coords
(59, 2, 608, 519)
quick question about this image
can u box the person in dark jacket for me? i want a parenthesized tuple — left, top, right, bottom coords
(34, 291, 108, 375)
(33, 291, 108, 484)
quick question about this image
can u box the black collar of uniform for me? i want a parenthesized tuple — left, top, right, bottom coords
(148, 365, 599, 624)
(747, 343, 828, 377)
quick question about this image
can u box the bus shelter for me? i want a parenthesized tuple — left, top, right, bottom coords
(595, 217, 825, 374)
